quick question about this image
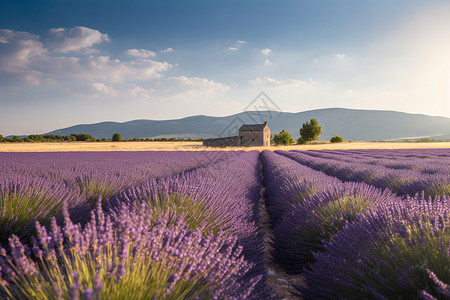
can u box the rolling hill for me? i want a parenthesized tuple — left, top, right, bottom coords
(46, 108, 450, 142)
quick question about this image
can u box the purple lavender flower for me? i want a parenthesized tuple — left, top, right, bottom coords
(299, 194, 450, 299)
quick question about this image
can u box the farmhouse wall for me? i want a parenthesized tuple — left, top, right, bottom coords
(203, 121, 271, 147)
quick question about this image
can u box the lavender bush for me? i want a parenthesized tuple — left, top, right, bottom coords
(108, 151, 270, 298)
(273, 181, 398, 273)
(0, 175, 83, 244)
(278, 150, 450, 198)
(0, 202, 260, 299)
(299, 195, 450, 299)
(261, 150, 340, 226)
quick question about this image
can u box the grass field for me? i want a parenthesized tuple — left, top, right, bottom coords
(0, 141, 449, 152)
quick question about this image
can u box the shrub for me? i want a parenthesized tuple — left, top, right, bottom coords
(299, 195, 450, 299)
(12, 136, 23, 143)
(112, 133, 122, 142)
(273, 130, 294, 146)
(70, 133, 96, 142)
(330, 135, 344, 143)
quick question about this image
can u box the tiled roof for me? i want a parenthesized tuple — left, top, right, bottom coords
(239, 123, 266, 131)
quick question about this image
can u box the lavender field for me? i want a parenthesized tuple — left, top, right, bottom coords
(0, 149, 449, 299)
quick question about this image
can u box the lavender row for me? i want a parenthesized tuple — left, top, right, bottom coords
(261, 151, 398, 274)
(0, 202, 259, 299)
(298, 149, 450, 175)
(278, 150, 450, 198)
(107, 150, 270, 298)
(0, 151, 232, 244)
(263, 151, 450, 298)
(299, 195, 450, 299)
(0, 151, 269, 299)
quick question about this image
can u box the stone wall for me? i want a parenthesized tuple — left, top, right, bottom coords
(203, 136, 239, 147)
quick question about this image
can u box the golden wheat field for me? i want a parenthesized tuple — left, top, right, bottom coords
(0, 141, 449, 152)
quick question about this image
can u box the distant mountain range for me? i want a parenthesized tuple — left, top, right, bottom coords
(44, 108, 450, 141)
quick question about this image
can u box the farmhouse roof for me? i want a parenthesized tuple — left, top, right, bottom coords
(239, 122, 267, 131)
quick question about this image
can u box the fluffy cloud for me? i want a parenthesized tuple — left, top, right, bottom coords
(160, 47, 174, 53)
(157, 76, 229, 99)
(261, 48, 272, 56)
(264, 59, 272, 66)
(237, 40, 247, 44)
(45, 26, 109, 53)
(250, 77, 308, 89)
(0, 28, 171, 85)
(336, 53, 347, 59)
(80, 82, 118, 96)
(0, 27, 229, 106)
(126, 48, 156, 58)
(45, 55, 171, 83)
(0, 29, 47, 84)
(76, 76, 229, 100)
(228, 47, 239, 51)
(0, 29, 45, 70)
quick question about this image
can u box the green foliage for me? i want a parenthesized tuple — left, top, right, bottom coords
(12, 136, 23, 143)
(70, 133, 96, 142)
(149, 193, 228, 235)
(65, 135, 77, 142)
(297, 137, 306, 144)
(300, 118, 322, 145)
(330, 135, 344, 143)
(0, 134, 3, 142)
(273, 130, 294, 146)
(27, 134, 67, 143)
(0, 185, 63, 243)
(424, 183, 450, 198)
(112, 133, 122, 142)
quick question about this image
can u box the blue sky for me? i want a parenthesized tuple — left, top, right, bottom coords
(1, 0, 450, 135)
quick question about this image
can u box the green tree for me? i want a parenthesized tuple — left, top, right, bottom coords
(0, 134, 3, 142)
(70, 133, 95, 142)
(112, 133, 122, 142)
(64, 135, 77, 142)
(12, 136, 23, 143)
(330, 135, 344, 143)
(299, 118, 322, 145)
(273, 130, 294, 146)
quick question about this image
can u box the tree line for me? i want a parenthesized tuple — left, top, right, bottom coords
(272, 118, 344, 146)
(0, 133, 202, 143)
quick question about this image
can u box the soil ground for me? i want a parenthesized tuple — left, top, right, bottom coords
(0, 141, 449, 152)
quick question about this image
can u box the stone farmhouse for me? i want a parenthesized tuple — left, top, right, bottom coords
(203, 121, 271, 147)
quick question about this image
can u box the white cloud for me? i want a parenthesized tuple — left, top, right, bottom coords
(261, 48, 272, 56)
(45, 26, 109, 53)
(0, 28, 172, 85)
(228, 47, 239, 51)
(123, 84, 155, 99)
(237, 40, 247, 44)
(250, 77, 309, 89)
(54, 55, 171, 83)
(158, 76, 229, 99)
(336, 53, 347, 59)
(81, 82, 118, 96)
(127, 48, 156, 58)
(264, 59, 272, 66)
(160, 47, 174, 53)
(0, 29, 47, 84)
(74, 82, 157, 99)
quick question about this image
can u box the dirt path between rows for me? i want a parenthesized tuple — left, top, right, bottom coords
(258, 158, 304, 299)
(259, 191, 304, 299)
